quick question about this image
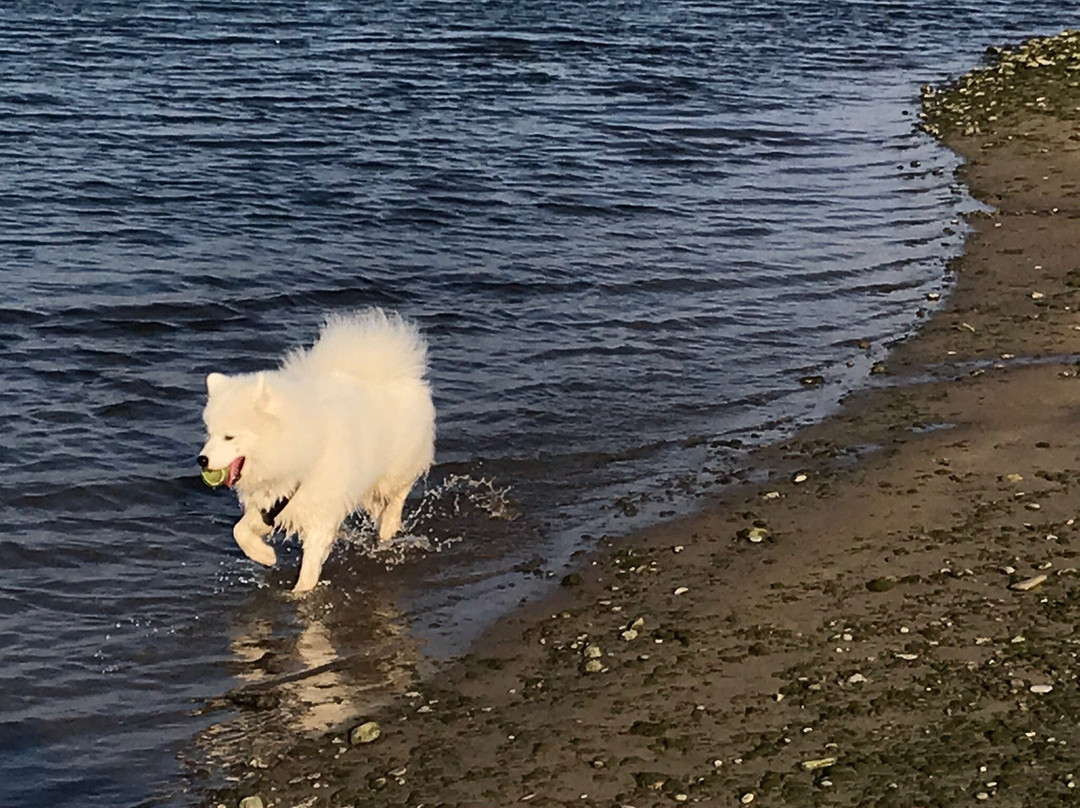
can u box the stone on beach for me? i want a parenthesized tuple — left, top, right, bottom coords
(865, 576, 899, 592)
(348, 721, 381, 746)
(744, 527, 769, 543)
(800, 757, 838, 772)
(1009, 574, 1048, 591)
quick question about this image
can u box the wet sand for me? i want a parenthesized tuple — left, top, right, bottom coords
(203, 32, 1080, 808)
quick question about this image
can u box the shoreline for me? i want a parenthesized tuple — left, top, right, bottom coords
(203, 31, 1080, 808)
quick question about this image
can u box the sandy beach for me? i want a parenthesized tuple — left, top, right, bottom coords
(204, 31, 1080, 808)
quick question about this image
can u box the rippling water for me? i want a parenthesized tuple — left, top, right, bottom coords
(0, 2, 1074, 805)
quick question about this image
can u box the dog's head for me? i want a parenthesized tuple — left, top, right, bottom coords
(198, 371, 280, 488)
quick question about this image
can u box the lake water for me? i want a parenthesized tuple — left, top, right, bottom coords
(0, 2, 1073, 805)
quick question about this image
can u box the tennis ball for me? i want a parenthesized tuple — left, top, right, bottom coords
(201, 467, 227, 488)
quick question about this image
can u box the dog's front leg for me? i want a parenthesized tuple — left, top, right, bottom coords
(293, 524, 337, 593)
(233, 509, 277, 567)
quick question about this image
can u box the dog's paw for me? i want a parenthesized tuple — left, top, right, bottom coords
(376, 521, 402, 543)
(291, 576, 318, 594)
(244, 543, 278, 567)
(233, 524, 278, 566)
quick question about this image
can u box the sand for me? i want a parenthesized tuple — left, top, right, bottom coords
(203, 32, 1080, 808)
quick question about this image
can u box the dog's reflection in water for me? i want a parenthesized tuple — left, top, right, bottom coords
(196, 585, 417, 768)
(230, 617, 357, 734)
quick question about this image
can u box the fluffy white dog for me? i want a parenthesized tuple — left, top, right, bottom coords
(197, 309, 436, 592)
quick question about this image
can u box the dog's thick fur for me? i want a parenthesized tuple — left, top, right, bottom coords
(198, 309, 436, 592)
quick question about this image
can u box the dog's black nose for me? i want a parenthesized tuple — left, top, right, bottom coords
(197, 455, 209, 469)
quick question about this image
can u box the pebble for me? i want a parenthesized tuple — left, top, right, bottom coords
(1010, 574, 1048, 592)
(349, 721, 381, 745)
(800, 757, 838, 771)
(741, 793, 755, 805)
(847, 673, 867, 684)
(673, 586, 689, 596)
(746, 527, 769, 543)
(793, 472, 808, 484)
(865, 576, 898, 592)
(583, 645, 602, 659)
(763, 490, 781, 500)
(582, 659, 603, 674)
(1031, 291, 1046, 300)
(621, 629, 639, 641)
(239, 798, 264, 808)
(1030, 684, 1054, 694)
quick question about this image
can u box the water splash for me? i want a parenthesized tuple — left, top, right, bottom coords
(338, 474, 517, 569)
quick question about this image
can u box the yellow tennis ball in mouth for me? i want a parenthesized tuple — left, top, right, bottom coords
(201, 467, 228, 488)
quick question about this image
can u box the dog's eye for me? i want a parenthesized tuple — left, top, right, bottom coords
(224, 435, 235, 441)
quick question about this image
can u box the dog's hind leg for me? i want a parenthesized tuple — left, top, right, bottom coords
(360, 490, 387, 536)
(233, 509, 277, 567)
(293, 525, 337, 593)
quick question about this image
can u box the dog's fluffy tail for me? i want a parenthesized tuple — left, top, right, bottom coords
(283, 308, 428, 383)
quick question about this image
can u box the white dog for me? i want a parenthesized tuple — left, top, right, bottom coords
(197, 309, 436, 592)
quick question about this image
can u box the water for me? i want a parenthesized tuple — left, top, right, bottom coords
(0, 1, 1074, 804)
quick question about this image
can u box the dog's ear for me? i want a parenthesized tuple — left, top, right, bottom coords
(206, 372, 228, 395)
(253, 372, 280, 416)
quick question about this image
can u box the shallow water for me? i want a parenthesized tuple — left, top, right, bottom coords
(0, 2, 1075, 805)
